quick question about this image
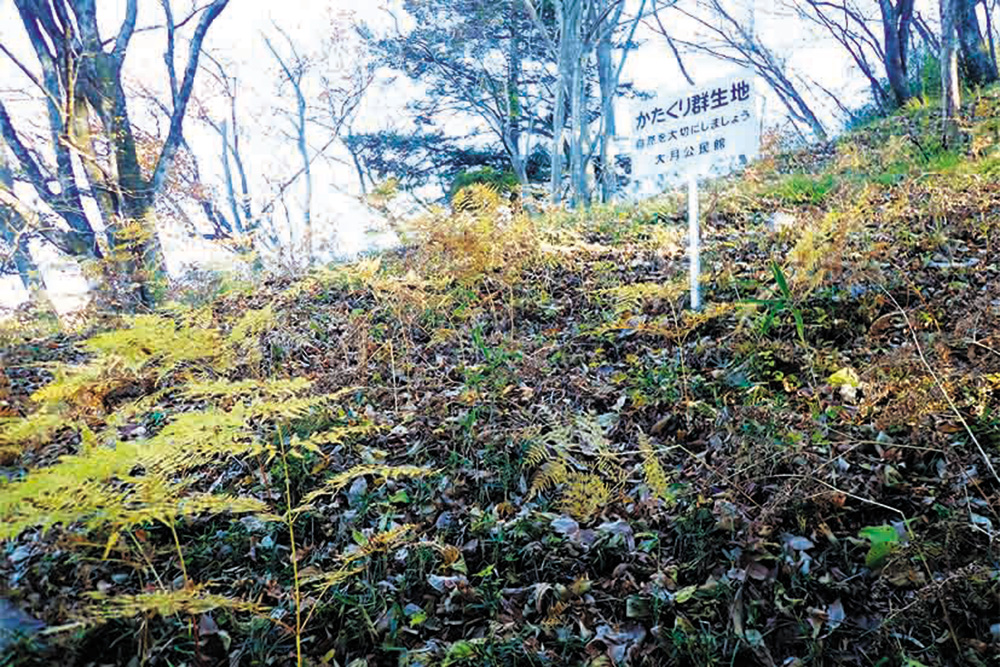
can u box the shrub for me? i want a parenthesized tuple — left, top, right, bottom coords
(448, 166, 520, 203)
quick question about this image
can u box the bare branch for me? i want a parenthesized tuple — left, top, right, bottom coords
(161, 0, 180, 106)
(113, 0, 140, 61)
(150, 0, 230, 196)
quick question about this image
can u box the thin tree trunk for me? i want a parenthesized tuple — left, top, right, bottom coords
(985, 0, 999, 72)
(550, 2, 570, 204)
(569, 47, 586, 207)
(297, 93, 312, 266)
(507, 14, 528, 186)
(220, 120, 245, 235)
(597, 35, 615, 203)
(942, 0, 963, 147)
(345, 131, 369, 196)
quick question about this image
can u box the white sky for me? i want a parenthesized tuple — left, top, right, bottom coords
(0, 0, 921, 312)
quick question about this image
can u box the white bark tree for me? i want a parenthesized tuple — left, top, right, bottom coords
(941, 0, 962, 146)
(524, 0, 652, 206)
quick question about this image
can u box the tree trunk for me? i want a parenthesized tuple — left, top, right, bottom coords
(942, 0, 963, 147)
(220, 121, 246, 234)
(984, 0, 999, 73)
(506, 14, 528, 187)
(296, 92, 313, 267)
(550, 3, 570, 204)
(596, 32, 616, 203)
(957, 0, 998, 85)
(569, 47, 587, 207)
(879, 0, 915, 106)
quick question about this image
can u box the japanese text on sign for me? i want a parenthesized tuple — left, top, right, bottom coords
(634, 80, 751, 130)
(617, 71, 759, 189)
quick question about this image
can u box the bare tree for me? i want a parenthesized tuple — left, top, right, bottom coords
(878, 0, 916, 106)
(524, 0, 651, 205)
(195, 54, 262, 249)
(0, 0, 230, 307)
(266, 27, 314, 267)
(652, 0, 828, 140)
(913, 10, 941, 55)
(791, 0, 899, 110)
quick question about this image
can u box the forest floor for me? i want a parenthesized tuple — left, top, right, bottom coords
(2, 94, 1000, 667)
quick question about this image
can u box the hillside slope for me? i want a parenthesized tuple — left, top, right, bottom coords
(1, 95, 999, 666)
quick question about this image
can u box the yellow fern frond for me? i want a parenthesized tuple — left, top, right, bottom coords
(304, 422, 381, 447)
(602, 281, 686, 315)
(453, 182, 501, 214)
(0, 406, 267, 539)
(30, 359, 119, 414)
(301, 565, 366, 589)
(139, 408, 256, 475)
(249, 395, 330, 422)
(639, 432, 675, 505)
(345, 523, 417, 561)
(227, 306, 277, 367)
(542, 600, 568, 628)
(304, 524, 417, 591)
(183, 378, 313, 402)
(228, 306, 277, 344)
(86, 314, 222, 375)
(84, 585, 263, 622)
(524, 442, 549, 468)
(529, 459, 569, 498)
(560, 472, 609, 521)
(0, 413, 73, 447)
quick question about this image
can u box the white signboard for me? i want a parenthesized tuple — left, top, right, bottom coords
(616, 71, 760, 191)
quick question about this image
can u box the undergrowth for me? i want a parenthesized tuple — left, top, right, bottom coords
(2, 89, 1000, 666)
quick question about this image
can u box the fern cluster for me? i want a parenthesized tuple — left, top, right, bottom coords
(0, 304, 382, 631)
(408, 183, 538, 284)
(525, 415, 679, 519)
(602, 280, 686, 315)
(452, 182, 503, 214)
(526, 413, 624, 521)
(0, 413, 270, 540)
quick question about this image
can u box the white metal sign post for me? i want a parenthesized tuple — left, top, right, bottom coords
(617, 71, 759, 311)
(688, 175, 700, 311)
